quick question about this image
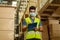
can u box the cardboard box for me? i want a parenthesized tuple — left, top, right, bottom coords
(50, 37, 60, 40)
(0, 19, 14, 31)
(0, 7, 16, 18)
(49, 24, 60, 31)
(49, 24, 60, 37)
(50, 30, 60, 37)
(52, 24, 60, 30)
(49, 20, 59, 24)
(0, 31, 14, 40)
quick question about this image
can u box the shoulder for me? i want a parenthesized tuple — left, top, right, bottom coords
(24, 17, 30, 21)
(35, 17, 40, 20)
(35, 17, 41, 22)
(25, 17, 30, 19)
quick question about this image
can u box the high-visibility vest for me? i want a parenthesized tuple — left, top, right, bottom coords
(25, 17, 41, 39)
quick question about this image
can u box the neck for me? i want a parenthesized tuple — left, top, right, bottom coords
(30, 16, 35, 19)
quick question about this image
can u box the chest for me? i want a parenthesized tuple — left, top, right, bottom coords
(26, 18, 39, 25)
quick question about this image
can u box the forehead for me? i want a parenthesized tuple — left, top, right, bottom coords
(30, 9, 35, 11)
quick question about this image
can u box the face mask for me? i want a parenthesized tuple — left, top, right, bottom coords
(30, 12, 36, 17)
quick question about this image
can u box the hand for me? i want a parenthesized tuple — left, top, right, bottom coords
(40, 27, 43, 32)
(33, 27, 39, 31)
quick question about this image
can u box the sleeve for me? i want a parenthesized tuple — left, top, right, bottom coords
(39, 22, 42, 27)
(22, 19, 26, 26)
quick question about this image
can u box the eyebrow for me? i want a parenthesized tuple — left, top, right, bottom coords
(30, 11, 35, 12)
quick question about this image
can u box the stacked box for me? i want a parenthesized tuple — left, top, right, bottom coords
(0, 31, 14, 40)
(0, 7, 15, 18)
(49, 24, 60, 40)
(0, 19, 14, 30)
(50, 37, 60, 40)
(0, 7, 15, 40)
(49, 20, 59, 24)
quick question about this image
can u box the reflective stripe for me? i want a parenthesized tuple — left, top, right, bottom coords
(27, 31, 41, 34)
(26, 31, 41, 39)
(25, 17, 41, 39)
(28, 31, 35, 34)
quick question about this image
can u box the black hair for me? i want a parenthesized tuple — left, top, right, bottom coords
(29, 6, 36, 11)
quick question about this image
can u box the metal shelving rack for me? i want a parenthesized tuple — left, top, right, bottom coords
(14, 0, 29, 40)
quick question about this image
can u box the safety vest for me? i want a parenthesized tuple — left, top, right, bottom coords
(25, 17, 41, 39)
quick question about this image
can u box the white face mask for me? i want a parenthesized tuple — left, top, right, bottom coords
(30, 12, 36, 17)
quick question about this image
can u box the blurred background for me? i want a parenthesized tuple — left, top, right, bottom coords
(0, 0, 60, 40)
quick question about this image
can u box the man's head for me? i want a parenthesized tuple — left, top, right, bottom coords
(29, 6, 37, 17)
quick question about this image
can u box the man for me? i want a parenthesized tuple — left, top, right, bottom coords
(22, 6, 43, 40)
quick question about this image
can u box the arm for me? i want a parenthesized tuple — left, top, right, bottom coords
(39, 26, 43, 32)
(22, 19, 27, 32)
(34, 22, 43, 32)
(22, 25, 27, 31)
(39, 22, 43, 32)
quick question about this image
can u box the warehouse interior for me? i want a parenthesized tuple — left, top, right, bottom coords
(0, 0, 60, 40)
